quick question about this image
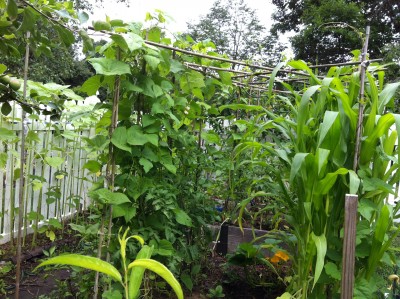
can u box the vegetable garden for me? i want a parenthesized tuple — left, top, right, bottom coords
(1, 1, 400, 298)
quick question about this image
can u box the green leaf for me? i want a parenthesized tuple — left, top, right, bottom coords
(88, 58, 131, 76)
(1, 102, 11, 115)
(111, 34, 129, 52)
(311, 232, 327, 288)
(0, 152, 8, 169)
(19, 7, 37, 32)
(111, 127, 131, 152)
(129, 246, 154, 299)
(44, 157, 64, 168)
(0, 64, 6, 74)
(378, 82, 400, 114)
(6, 0, 18, 20)
(144, 55, 160, 70)
(83, 160, 102, 173)
(128, 259, 183, 299)
(112, 203, 136, 222)
(89, 188, 130, 205)
(173, 209, 193, 227)
(180, 273, 193, 291)
(125, 33, 143, 52)
(324, 262, 341, 280)
(35, 254, 122, 283)
(180, 71, 205, 93)
(55, 25, 75, 47)
(81, 75, 101, 96)
(127, 126, 158, 146)
(0, 127, 16, 141)
(139, 158, 153, 173)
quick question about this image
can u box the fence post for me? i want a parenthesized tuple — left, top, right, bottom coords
(341, 194, 358, 299)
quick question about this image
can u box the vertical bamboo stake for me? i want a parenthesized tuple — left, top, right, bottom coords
(93, 49, 121, 299)
(341, 26, 370, 299)
(353, 26, 370, 170)
(15, 30, 30, 299)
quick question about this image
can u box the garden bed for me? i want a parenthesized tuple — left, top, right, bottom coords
(0, 226, 286, 298)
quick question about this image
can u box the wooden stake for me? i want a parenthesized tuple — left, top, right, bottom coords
(341, 194, 358, 299)
(15, 30, 30, 299)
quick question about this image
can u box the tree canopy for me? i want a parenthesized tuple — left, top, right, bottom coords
(186, 0, 282, 64)
(271, 0, 400, 64)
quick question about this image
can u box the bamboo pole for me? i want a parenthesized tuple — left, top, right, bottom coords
(341, 26, 370, 299)
(353, 26, 370, 171)
(15, 30, 30, 299)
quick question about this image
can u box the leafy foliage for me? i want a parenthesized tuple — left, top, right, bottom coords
(186, 0, 282, 64)
(271, 0, 400, 64)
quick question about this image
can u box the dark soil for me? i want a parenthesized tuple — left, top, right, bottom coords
(0, 229, 287, 298)
(186, 255, 287, 299)
(0, 229, 80, 299)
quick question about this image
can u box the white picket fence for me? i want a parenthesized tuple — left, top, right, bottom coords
(0, 119, 93, 244)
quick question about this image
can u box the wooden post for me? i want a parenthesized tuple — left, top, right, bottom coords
(341, 194, 358, 299)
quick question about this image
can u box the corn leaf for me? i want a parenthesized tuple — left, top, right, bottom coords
(128, 259, 183, 299)
(35, 254, 122, 283)
(312, 232, 327, 289)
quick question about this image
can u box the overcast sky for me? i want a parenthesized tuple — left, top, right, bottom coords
(91, 0, 275, 34)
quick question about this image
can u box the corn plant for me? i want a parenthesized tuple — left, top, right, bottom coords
(36, 228, 183, 299)
(234, 61, 400, 298)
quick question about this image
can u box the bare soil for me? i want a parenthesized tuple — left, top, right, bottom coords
(0, 230, 286, 298)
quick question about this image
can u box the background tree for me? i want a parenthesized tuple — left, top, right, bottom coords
(271, 0, 400, 65)
(186, 0, 282, 64)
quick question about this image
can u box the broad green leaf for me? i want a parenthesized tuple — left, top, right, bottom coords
(125, 33, 143, 52)
(128, 259, 183, 299)
(55, 25, 75, 47)
(127, 125, 158, 146)
(317, 111, 339, 148)
(89, 188, 130, 205)
(324, 262, 341, 280)
(129, 245, 153, 299)
(361, 113, 395, 165)
(180, 71, 205, 93)
(358, 198, 377, 220)
(315, 168, 348, 195)
(180, 273, 193, 291)
(217, 70, 232, 85)
(112, 203, 136, 222)
(173, 209, 193, 227)
(83, 160, 102, 173)
(81, 75, 101, 96)
(111, 127, 131, 152)
(0, 152, 8, 169)
(316, 148, 330, 177)
(144, 55, 160, 70)
(290, 153, 309, 183)
(1, 102, 11, 116)
(88, 58, 131, 76)
(35, 254, 122, 283)
(44, 157, 64, 168)
(0, 64, 6, 74)
(268, 62, 285, 98)
(348, 170, 360, 194)
(378, 82, 400, 114)
(374, 205, 390, 243)
(6, 0, 18, 20)
(297, 85, 321, 150)
(139, 158, 153, 173)
(111, 34, 129, 52)
(311, 232, 326, 288)
(0, 127, 17, 141)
